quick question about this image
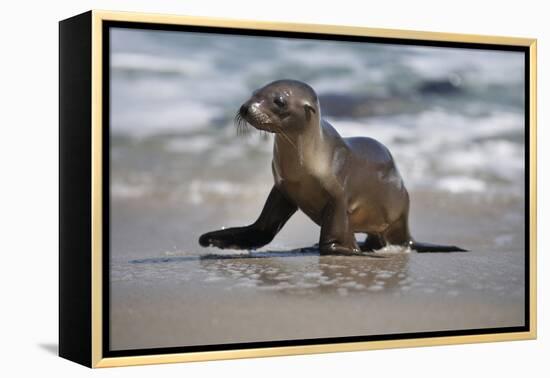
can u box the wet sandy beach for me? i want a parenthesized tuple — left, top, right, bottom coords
(110, 187, 525, 351)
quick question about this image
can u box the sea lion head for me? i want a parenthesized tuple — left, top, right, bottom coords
(236, 79, 319, 134)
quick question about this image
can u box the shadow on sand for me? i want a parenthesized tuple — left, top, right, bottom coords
(129, 245, 389, 264)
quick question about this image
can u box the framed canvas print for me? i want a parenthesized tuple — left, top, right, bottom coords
(59, 10, 537, 368)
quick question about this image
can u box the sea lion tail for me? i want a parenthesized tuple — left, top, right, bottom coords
(410, 241, 468, 253)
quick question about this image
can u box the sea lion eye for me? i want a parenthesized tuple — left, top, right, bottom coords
(274, 96, 286, 108)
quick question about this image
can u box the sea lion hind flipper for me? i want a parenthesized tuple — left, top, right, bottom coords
(199, 186, 297, 250)
(410, 241, 469, 253)
(383, 216, 468, 253)
(360, 234, 386, 252)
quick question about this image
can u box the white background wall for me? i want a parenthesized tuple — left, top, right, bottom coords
(1, 0, 546, 376)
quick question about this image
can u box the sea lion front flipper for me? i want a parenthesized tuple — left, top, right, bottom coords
(319, 199, 360, 255)
(199, 186, 297, 250)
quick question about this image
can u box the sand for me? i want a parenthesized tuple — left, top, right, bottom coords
(109, 188, 525, 351)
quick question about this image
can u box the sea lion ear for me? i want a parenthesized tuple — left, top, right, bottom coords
(304, 103, 316, 121)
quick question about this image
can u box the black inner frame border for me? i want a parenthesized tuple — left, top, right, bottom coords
(102, 20, 531, 358)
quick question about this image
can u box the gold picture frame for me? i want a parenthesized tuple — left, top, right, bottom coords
(59, 9, 537, 368)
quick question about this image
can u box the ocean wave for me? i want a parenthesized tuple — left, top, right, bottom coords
(405, 46, 524, 85)
(331, 109, 524, 194)
(164, 135, 215, 154)
(109, 28, 525, 198)
(111, 176, 268, 203)
(436, 176, 486, 193)
(110, 28, 524, 137)
(112, 52, 209, 76)
(111, 108, 524, 199)
(111, 99, 223, 136)
(111, 182, 151, 199)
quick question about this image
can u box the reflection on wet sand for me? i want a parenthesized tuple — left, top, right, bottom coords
(111, 245, 524, 350)
(128, 246, 411, 295)
(197, 249, 410, 296)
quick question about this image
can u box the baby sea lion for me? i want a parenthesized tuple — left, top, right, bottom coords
(199, 79, 467, 255)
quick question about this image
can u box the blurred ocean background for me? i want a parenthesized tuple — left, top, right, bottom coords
(111, 28, 525, 203)
(109, 27, 526, 351)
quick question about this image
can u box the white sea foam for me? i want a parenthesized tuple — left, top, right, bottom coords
(188, 180, 251, 204)
(404, 46, 524, 84)
(112, 53, 209, 76)
(330, 109, 524, 195)
(164, 135, 215, 154)
(378, 245, 411, 254)
(111, 99, 223, 136)
(111, 182, 150, 199)
(437, 176, 486, 193)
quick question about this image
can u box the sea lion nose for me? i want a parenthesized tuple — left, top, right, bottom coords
(239, 104, 249, 116)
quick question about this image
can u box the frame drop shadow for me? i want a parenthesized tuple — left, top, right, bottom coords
(38, 343, 58, 355)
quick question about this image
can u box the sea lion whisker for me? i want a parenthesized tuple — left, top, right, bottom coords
(235, 114, 244, 136)
(234, 112, 251, 137)
(240, 121, 250, 137)
(276, 125, 297, 151)
(233, 112, 241, 135)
